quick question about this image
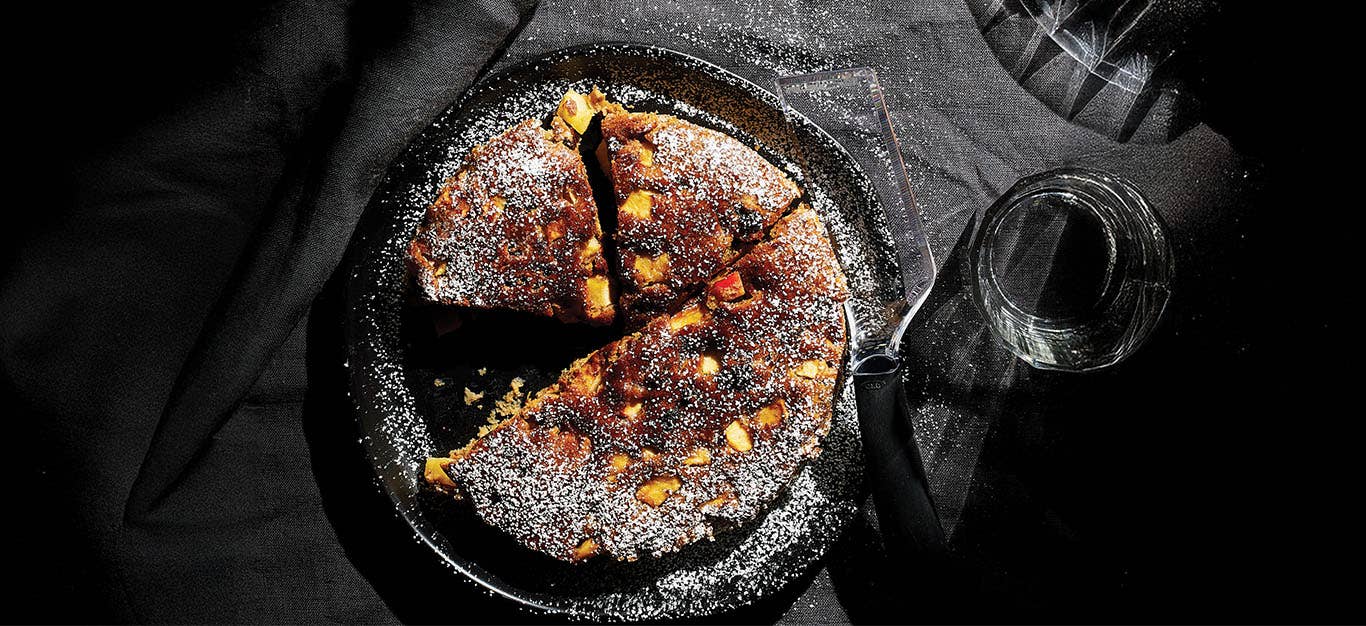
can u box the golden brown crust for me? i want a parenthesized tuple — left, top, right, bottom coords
(601, 112, 802, 326)
(407, 118, 615, 325)
(427, 205, 848, 562)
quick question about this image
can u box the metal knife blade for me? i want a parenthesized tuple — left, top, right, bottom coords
(776, 67, 937, 375)
(777, 67, 950, 574)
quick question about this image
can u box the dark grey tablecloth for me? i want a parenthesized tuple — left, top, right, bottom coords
(9, 0, 1332, 623)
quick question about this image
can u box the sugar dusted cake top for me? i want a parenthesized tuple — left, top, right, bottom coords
(407, 116, 614, 325)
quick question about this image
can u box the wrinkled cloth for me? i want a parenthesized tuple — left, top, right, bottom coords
(6, 0, 1301, 623)
(8, 0, 533, 621)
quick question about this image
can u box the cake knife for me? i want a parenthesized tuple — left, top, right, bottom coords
(776, 68, 948, 565)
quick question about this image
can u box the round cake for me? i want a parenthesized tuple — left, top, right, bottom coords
(417, 90, 849, 562)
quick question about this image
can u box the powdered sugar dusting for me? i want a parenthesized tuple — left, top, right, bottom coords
(346, 45, 903, 620)
(650, 121, 797, 214)
(408, 119, 611, 324)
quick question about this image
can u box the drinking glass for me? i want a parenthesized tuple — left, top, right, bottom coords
(968, 168, 1173, 371)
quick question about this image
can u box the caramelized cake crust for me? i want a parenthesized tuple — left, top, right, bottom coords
(601, 112, 802, 326)
(407, 116, 614, 325)
(425, 205, 848, 562)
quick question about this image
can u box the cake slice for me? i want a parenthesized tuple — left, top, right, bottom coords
(423, 205, 848, 562)
(600, 111, 802, 326)
(407, 98, 614, 325)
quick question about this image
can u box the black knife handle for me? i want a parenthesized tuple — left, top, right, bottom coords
(854, 367, 949, 565)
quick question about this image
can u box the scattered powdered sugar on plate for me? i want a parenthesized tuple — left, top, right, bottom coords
(344, 44, 904, 621)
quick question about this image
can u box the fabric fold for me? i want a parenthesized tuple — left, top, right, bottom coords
(124, 0, 537, 522)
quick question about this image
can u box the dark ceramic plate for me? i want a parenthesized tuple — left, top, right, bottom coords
(344, 43, 904, 621)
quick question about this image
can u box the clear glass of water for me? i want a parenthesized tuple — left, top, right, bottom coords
(969, 168, 1173, 372)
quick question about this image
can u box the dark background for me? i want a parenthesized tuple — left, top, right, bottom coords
(6, 1, 1353, 623)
